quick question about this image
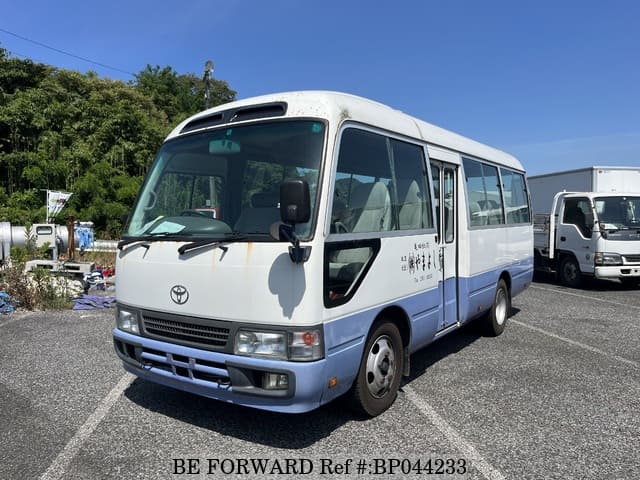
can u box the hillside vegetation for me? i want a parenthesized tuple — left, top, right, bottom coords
(0, 47, 236, 237)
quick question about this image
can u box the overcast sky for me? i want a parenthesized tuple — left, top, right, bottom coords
(2, 0, 639, 175)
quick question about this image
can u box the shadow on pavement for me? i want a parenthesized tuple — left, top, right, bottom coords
(123, 376, 354, 449)
(533, 271, 639, 292)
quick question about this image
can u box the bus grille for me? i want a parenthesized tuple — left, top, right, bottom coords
(623, 255, 640, 263)
(141, 315, 230, 348)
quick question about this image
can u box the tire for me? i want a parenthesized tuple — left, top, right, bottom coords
(485, 279, 510, 336)
(348, 320, 403, 417)
(559, 256, 582, 288)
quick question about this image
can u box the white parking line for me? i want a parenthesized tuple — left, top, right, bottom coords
(39, 373, 135, 480)
(511, 319, 639, 369)
(404, 386, 506, 480)
(530, 284, 640, 310)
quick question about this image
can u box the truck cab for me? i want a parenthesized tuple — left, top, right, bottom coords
(534, 192, 640, 287)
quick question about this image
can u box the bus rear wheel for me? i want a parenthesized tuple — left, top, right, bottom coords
(349, 320, 403, 417)
(485, 279, 510, 336)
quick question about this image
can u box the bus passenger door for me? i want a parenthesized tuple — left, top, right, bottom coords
(431, 162, 458, 331)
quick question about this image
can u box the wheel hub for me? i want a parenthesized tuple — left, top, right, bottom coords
(365, 335, 396, 398)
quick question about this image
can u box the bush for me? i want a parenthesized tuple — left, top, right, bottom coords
(0, 247, 75, 310)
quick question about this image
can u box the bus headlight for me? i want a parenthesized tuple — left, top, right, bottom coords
(234, 329, 323, 361)
(234, 330, 287, 360)
(116, 307, 140, 335)
(594, 252, 623, 266)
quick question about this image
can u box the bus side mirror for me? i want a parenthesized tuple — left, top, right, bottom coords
(280, 179, 310, 225)
(272, 179, 312, 264)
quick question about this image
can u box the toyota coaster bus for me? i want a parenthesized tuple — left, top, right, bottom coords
(113, 91, 533, 417)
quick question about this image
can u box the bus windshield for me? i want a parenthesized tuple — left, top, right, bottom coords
(594, 196, 640, 230)
(125, 120, 325, 240)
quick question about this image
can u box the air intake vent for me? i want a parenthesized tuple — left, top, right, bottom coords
(141, 314, 230, 350)
(230, 102, 287, 122)
(181, 113, 224, 133)
(180, 102, 288, 134)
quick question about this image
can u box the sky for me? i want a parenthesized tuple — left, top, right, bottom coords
(1, 0, 639, 175)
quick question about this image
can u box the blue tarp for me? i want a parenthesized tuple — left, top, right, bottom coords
(0, 291, 15, 315)
(72, 294, 116, 310)
(74, 226, 95, 250)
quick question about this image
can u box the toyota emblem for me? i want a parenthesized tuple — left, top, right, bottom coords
(170, 285, 189, 305)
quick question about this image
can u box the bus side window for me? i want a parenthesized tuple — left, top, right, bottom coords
(463, 157, 505, 227)
(331, 128, 392, 234)
(390, 139, 432, 230)
(500, 168, 530, 224)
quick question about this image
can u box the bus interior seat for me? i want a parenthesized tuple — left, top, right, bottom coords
(234, 191, 280, 233)
(396, 179, 422, 229)
(469, 201, 485, 226)
(329, 181, 390, 287)
(343, 181, 391, 233)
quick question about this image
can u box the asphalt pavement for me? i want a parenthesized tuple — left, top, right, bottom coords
(1, 276, 638, 480)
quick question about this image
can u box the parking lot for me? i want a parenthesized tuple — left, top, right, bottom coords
(1, 276, 638, 480)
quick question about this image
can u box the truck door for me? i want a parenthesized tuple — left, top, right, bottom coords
(431, 161, 458, 330)
(558, 197, 595, 275)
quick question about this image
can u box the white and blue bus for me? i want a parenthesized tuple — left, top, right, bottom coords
(114, 91, 533, 417)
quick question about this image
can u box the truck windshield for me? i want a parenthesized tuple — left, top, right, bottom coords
(594, 196, 640, 229)
(124, 120, 325, 240)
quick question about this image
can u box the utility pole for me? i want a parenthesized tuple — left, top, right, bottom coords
(203, 60, 214, 110)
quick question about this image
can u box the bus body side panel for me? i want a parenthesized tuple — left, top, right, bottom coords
(458, 225, 533, 323)
(319, 286, 442, 405)
(509, 256, 535, 298)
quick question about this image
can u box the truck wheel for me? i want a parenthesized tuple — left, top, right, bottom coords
(349, 320, 403, 417)
(485, 279, 510, 336)
(559, 256, 582, 288)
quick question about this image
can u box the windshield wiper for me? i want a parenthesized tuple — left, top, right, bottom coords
(178, 234, 247, 255)
(118, 232, 191, 251)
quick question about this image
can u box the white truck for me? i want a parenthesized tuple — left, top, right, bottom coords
(529, 166, 640, 288)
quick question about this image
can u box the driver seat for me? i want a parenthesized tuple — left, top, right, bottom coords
(234, 192, 280, 233)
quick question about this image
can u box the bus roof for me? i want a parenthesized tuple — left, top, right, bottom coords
(168, 91, 524, 172)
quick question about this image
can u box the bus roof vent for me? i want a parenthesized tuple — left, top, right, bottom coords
(181, 113, 225, 133)
(180, 102, 288, 134)
(230, 102, 287, 122)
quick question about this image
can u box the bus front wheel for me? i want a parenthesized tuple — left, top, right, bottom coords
(349, 320, 403, 417)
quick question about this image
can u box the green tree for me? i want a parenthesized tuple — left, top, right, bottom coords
(134, 64, 236, 124)
(0, 46, 237, 235)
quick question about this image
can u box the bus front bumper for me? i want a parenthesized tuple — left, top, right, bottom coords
(113, 329, 328, 413)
